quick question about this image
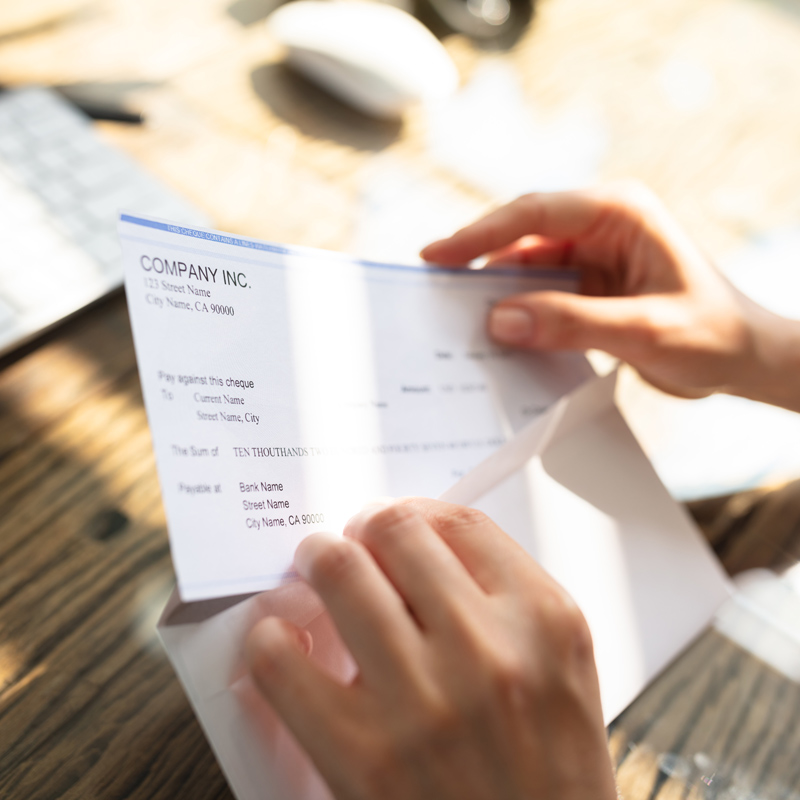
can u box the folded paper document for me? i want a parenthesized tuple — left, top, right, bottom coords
(119, 214, 731, 800)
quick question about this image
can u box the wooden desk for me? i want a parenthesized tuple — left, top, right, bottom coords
(2, 0, 800, 797)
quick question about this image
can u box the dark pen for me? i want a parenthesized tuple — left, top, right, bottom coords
(55, 87, 145, 124)
(0, 83, 145, 124)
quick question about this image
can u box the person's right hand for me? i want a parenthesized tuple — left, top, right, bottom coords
(246, 499, 618, 800)
(421, 183, 800, 411)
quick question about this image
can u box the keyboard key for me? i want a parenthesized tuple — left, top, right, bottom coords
(37, 147, 75, 174)
(69, 155, 128, 193)
(84, 181, 153, 223)
(0, 130, 27, 160)
(51, 208, 97, 244)
(23, 107, 84, 140)
(0, 294, 16, 331)
(36, 178, 77, 210)
(10, 88, 52, 114)
(7, 160, 46, 190)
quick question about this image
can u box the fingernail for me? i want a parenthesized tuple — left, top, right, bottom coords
(249, 618, 313, 662)
(293, 626, 313, 656)
(489, 306, 534, 344)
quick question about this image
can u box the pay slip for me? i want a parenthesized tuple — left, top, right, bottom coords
(118, 214, 593, 602)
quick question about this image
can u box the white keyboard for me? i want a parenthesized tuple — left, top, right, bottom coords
(0, 86, 208, 356)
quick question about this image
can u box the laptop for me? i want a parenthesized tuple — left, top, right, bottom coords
(0, 85, 209, 357)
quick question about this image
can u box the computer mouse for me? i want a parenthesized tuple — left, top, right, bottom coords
(266, 0, 459, 119)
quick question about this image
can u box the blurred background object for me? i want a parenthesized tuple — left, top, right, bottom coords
(0, 85, 207, 356)
(414, 0, 534, 47)
(265, 1, 460, 119)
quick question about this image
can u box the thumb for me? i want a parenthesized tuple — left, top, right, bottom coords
(488, 291, 657, 360)
(246, 617, 355, 782)
(246, 616, 339, 716)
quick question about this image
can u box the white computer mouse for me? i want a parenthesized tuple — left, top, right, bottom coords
(266, 0, 459, 119)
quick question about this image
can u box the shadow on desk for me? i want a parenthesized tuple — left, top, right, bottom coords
(249, 63, 403, 151)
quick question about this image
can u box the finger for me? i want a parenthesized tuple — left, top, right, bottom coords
(395, 497, 534, 594)
(394, 501, 590, 667)
(344, 503, 485, 629)
(487, 291, 664, 360)
(420, 191, 604, 265)
(483, 236, 574, 269)
(247, 616, 354, 769)
(293, 533, 421, 681)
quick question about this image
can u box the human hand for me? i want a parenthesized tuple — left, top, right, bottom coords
(246, 499, 617, 800)
(421, 184, 800, 410)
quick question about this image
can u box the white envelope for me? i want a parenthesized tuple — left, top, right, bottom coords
(158, 372, 732, 800)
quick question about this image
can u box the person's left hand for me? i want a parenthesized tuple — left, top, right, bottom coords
(246, 498, 617, 800)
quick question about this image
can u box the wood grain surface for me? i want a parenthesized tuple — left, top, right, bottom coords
(0, 296, 232, 799)
(611, 629, 800, 800)
(1, 0, 800, 797)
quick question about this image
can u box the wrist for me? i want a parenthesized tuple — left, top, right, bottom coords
(726, 298, 800, 413)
